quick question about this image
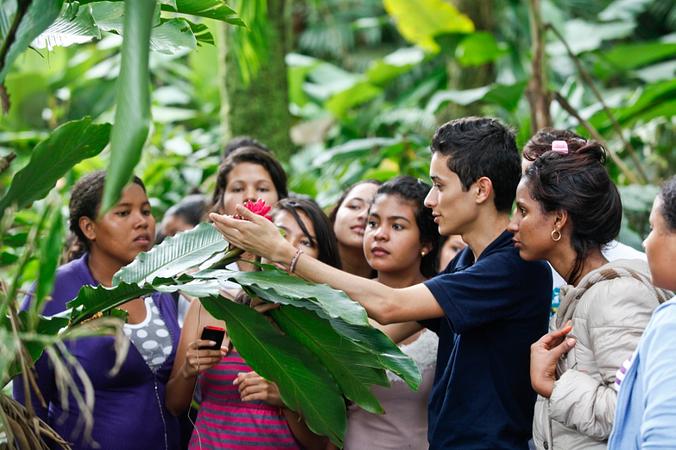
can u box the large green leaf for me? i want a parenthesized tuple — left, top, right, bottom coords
(112, 222, 229, 285)
(588, 78, 676, 132)
(67, 282, 157, 325)
(425, 82, 526, 113)
(150, 18, 197, 54)
(383, 0, 474, 53)
(0, 118, 111, 220)
(34, 204, 65, 316)
(455, 32, 506, 67)
(272, 306, 388, 414)
(162, 0, 245, 26)
(199, 296, 347, 447)
(32, 2, 101, 50)
(0, 0, 63, 84)
(100, 0, 155, 213)
(593, 41, 676, 78)
(220, 267, 421, 389)
(222, 268, 369, 326)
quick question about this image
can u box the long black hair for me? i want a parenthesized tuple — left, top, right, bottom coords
(372, 176, 440, 278)
(273, 197, 342, 269)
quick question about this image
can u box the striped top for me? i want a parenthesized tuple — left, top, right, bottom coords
(189, 351, 301, 450)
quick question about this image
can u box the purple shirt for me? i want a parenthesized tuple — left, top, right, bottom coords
(13, 254, 181, 450)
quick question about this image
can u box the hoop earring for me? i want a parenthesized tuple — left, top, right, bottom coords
(551, 229, 562, 242)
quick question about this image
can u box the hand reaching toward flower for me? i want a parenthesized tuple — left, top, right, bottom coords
(210, 204, 296, 266)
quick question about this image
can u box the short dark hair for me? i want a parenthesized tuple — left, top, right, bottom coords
(524, 138, 622, 284)
(430, 117, 520, 212)
(328, 180, 382, 224)
(212, 146, 288, 211)
(523, 127, 587, 161)
(165, 194, 208, 227)
(68, 170, 146, 260)
(272, 197, 342, 269)
(222, 135, 271, 160)
(374, 176, 440, 278)
(659, 176, 676, 232)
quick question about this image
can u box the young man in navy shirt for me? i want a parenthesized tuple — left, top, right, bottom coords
(212, 117, 553, 449)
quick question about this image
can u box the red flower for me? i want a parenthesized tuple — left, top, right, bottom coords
(242, 199, 273, 221)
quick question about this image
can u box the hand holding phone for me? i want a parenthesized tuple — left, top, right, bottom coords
(200, 326, 225, 350)
(183, 326, 227, 378)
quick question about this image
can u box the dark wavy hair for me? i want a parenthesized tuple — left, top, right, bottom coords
(328, 180, 382, 224)
(68, 170, 146, 261)
(431, 117, 520, 213)
(659, 176, 676, 232)
(212, 146, 288, 212)
(273, 197, 342, 269)
(222, 135, 271, 160)
(372, 176, 440, 278)
(524, 137, 622, 284)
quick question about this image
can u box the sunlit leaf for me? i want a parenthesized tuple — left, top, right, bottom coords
(383, 0, 474, 53)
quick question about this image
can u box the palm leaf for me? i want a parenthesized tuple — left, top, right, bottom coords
(113, 222, 229, 285)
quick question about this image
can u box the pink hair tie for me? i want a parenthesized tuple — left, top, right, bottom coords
(551, 140, 568, 155)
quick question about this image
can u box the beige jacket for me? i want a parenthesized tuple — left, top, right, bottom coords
(532, 259, 671, 450)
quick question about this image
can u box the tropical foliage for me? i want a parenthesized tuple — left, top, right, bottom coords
(0, 0, 673, 448)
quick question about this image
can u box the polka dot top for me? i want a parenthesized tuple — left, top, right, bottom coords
(123, 297, 174, 373)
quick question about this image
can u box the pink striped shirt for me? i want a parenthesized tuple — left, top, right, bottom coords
(189, 351, 300, 450)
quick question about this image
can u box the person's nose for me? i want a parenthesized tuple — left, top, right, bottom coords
(244, 186, 257, 203)
(507, 215, 519, 233)
(374, 225, 388, 241)
(424, 188, 437, 209)
(133, 211, 150, 229)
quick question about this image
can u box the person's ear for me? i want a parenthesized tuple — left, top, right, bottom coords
(475, 177, 494, 205)
(79, 216, 96, 241)
(420, 243, 433, 257)
(554, 210, 569, 231)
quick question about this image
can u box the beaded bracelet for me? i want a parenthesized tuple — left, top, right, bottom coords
(288, 248, 303, 274)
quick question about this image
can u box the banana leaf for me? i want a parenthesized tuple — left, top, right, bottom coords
(272, 306, 389, 414)
(199, 296, 347, 447)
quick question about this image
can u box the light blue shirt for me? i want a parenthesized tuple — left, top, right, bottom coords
(609, 297, 676, 449)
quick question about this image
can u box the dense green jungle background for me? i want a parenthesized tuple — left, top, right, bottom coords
(0, 0, 673, 445)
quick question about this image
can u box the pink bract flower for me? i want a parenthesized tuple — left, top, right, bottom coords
(242, 199, 273, 221)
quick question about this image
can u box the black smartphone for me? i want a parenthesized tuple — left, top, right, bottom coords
(200, 326, 225, 350)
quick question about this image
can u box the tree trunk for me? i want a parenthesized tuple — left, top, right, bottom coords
(526, 0, 552, 133)
(224, 0, 293, 160)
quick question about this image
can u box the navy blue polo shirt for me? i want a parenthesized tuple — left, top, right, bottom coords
(423, 230, 551, 449)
